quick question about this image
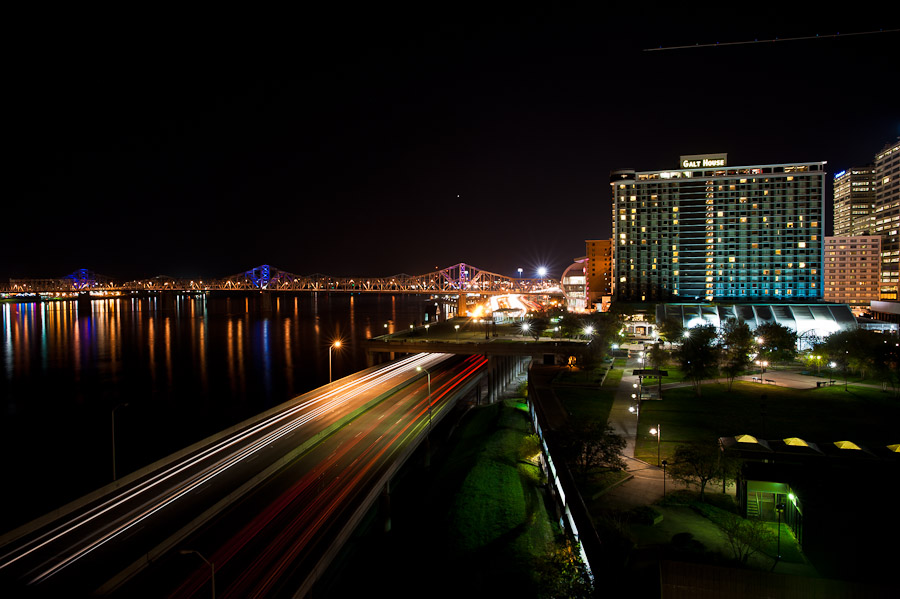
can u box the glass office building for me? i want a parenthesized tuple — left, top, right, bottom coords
(833, 167, 876, 237)
(612, 154, 825, 302)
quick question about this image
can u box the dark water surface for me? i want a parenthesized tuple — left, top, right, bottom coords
(0, 293, 436, 532)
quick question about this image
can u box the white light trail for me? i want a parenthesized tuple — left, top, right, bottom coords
(1, 353, 448, 584)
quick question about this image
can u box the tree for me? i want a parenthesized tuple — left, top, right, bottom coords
(754, 322, 798, 365)
(555, 421, 626, 485)
(647, 341, 669, 398)
(818, 328, 900, 393)
(656, 317, 685, 344)
(720, 515, 775, 565)
(524, 317, 549, 341)
(719, 319, 754, 391)
(533, 539, 594, 599)
(667, 441, 724, 502)
(674, 324, 720, 397)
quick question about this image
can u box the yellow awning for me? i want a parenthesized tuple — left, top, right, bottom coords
(783, 437, 808, 447)
(834, 440, 861, 450)
(735, 434, 759, 444)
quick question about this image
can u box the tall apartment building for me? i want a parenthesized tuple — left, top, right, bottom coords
(823, 235, 881, 313)
(611, 153, 825, 302)
(874, 140, 900, 300)
(833, 167, 876, 236)
(585, 238, 613, 309)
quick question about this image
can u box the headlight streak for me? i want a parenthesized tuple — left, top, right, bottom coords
(193, 354, 488, 599)
(1, 353, 449, 586)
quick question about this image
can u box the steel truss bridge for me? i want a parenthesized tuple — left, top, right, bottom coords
(3, 263, 559, 295)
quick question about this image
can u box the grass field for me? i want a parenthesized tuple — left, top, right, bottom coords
(634, 381, 900, 464)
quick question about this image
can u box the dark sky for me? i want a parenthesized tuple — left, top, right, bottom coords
(5, 8, 898, 282)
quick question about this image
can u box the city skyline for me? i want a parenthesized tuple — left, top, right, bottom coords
(5, 9, 898, 281)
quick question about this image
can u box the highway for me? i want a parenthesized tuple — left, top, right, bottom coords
(0, 352, 483, 597)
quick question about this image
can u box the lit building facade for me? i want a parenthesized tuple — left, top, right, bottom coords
(874, 140, 900, 299)
(823, 235, 881, 314)
(612, 154, 825, 302)
(561, 257, 588, 312)
(833, 167, 876, 236)
(585, 238, 613, 310)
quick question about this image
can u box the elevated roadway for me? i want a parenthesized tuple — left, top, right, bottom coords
(0, 353, 486, 597)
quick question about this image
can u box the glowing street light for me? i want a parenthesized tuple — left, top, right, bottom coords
(329, 340, 342, 383)
(537, 266, 547, 288)
(455, 324, 460, 342)
(756, 359, 768, 383)
(180, 550, 215, 599)
(649, 425, 661, 466)
(584, 325, 594, 337)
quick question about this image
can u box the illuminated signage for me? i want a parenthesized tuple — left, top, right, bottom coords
(680, 153, 727, 169)
(834, 170, 846, 178)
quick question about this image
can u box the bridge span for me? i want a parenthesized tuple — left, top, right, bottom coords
(0, 350, 532, 597)
(3, 263, 559, 295)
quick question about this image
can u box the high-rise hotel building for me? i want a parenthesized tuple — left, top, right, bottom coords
(874, 140, 899, 299)
(611, 154, 825, 302)
(833, 167, 876, 236)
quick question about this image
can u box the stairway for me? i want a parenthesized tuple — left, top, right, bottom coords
(746, 492, 760, 518)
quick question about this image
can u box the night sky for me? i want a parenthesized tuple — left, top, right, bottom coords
(6, 8, 898, 282)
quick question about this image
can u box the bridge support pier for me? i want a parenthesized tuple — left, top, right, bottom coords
(77, 293, 92, 313)
(456, 294, 467, 317)
(258, 292, 273, 314)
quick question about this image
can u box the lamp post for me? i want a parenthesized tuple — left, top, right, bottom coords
(774, 502, 786, 569)
(454, 324, 460, 342)
(650, 425, 661, 467)
(180, 549, 215, 599)
(416, 365, 432, 467)
(756, 359, 768, 383)
(424, 324, 430, 337)
(329, 340, 341, 383)
(661, 459, 668, 497)
(112, 403, 129, 481)
(416, 366, 432, 432)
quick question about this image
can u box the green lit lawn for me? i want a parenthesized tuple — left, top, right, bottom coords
(634, 381, 900, 464)
(554, 385, 616, 424)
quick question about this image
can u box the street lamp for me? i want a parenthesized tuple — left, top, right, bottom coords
(521, 322, 530, 338)
(417, 365, 433, 466)
(329, 340, 342, 383)
(454, 324, 460, 342)
(112, 403, 129, 481)
(756, 359, 768, 382)
(424, 324, 430, 336)
(416, 365, 432, 433)
(774, 502, 786, 569)
(180, 549, 215, 599)
(661, 459, 668, 497)
(650, 425, 661, 467)
(537, 266, 547, 288)
(584, 325, 594, 338)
